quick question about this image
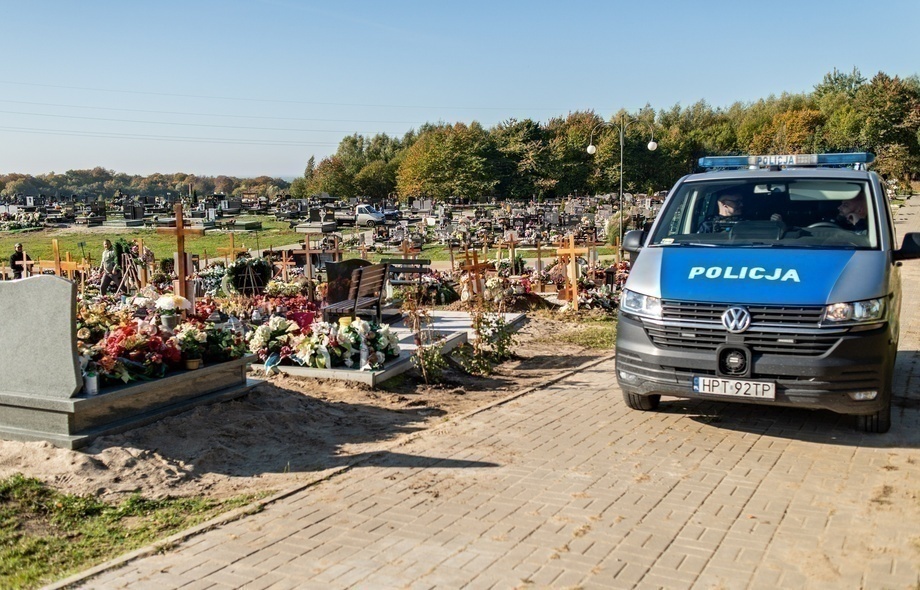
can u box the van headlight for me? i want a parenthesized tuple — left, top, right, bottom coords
(823, 298, 885, 323)
(620, 289, 662, 319)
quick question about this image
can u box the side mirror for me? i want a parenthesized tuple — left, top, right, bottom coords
(894, 232, 920, 262)
(623, 230, 646, 254)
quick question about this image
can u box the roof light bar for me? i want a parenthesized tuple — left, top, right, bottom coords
(698, 152, 875, 169)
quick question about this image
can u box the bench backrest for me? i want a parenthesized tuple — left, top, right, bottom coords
(349, 263, 389, 299)
(380, 258, 431, 274)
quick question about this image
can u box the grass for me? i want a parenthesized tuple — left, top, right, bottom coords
(0, 474, 260, 589)
(0, 217, 619, 267)
(0, 217, 304, 264)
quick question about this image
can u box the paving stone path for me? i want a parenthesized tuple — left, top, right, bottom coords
(62, 200, 920, 590)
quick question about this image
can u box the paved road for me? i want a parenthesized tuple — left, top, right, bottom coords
(63, 200, 920, 589)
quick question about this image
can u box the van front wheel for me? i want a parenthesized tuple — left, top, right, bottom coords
(856, 400, 891, 434)
(623, 392, 660, 411)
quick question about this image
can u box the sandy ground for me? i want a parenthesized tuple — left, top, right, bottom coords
(0, 315, 600, 502)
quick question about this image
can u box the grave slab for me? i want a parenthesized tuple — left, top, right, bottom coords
(249, 310, 525, 387)
(295, 221, 338, 234)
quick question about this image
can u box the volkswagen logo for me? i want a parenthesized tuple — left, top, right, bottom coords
(721, 307, 752, 333)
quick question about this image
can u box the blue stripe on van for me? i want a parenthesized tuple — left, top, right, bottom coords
(659, 249, 856, 305)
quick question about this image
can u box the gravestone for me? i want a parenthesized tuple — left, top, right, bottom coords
(0, 276, 82, 399)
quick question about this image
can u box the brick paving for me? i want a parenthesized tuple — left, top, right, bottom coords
(65, 200, 920, 589)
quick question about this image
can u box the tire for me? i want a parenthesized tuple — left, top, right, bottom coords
(623, 391, 661, 411)
(856, 398, 891, 433)
(366, 220, 376, 228)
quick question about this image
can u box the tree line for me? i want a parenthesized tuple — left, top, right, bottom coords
(0, 170, 290, 202)
(2, 69, 917, 204)
(290, 68, 920, 202)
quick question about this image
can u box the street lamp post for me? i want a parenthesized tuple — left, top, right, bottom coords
(587, 114, 657, 255)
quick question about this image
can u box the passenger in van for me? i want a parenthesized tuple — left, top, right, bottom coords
(835, 193, 869, 234)
(698, 191, 746, 233)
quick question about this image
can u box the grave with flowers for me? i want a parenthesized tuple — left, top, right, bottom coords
(246, 313, 470, 387)
(0, 275, 259, 449)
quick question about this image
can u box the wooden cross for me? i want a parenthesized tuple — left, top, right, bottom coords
(359, 244, 369, 260)
(295, 234, 330, 281)
(399, 239, 420, 260)
(326, 235, 344, 262)
(14, 252, 36, 278)
(556, 234, 589, 311)
(51, 239, 62, 276)
(156, 202, 204, 298)
(274, 250, 297, 282)
(500, 231, 520, 273)
(534, 237, 545, 292)
(460, 249, 492, 304)
(59, 253, 91, 295)
(137, 238, 150, 289)
(216, 232, 247, 264)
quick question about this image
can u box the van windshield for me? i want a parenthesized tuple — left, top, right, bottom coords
(649, 179, 878, 249)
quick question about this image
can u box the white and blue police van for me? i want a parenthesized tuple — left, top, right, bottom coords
(616, 153, 920, 433)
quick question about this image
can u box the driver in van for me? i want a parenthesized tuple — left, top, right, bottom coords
(698, 191, 745, 233)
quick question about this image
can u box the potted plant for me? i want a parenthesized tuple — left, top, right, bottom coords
(155, 294, 192, 331)
(174, 322, 207, 370)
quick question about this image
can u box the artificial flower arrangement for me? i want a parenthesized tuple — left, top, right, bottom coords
(173, 321, 208, 360)
(292, 319, 400, 371)
(264, 279, 303, 298)
(76, 300, 133, 345)
(79, 319, 182, 384)
(197, 263, 228, 297)
(494, 255, 527, 277)
(155, 294, 192, 315)
(246, 315, 300, 364)
(248, 316, 401, 373)
(204, 328, 248, 363)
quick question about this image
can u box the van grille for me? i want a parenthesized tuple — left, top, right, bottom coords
(647, 301, 836, 356)
(661, 301, 825, 325)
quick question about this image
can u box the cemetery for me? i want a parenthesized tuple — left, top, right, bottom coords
(0, 189, 646, 585)
(0, 192, 642, 431)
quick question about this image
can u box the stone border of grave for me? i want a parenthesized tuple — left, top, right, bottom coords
(250, 330, 468, 387)
(0, 356, 260, 450)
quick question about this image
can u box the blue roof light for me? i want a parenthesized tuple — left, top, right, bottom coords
(699, 152, 875, 169)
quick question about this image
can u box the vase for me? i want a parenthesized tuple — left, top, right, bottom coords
(161, 314, 180, 331)
(83, 375, 99, 396)
(184, 358, 202, 370)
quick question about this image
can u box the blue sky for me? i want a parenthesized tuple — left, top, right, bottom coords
(1, 0, 917, 178)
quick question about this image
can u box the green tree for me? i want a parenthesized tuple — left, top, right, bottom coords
(309, 156, 353, 198)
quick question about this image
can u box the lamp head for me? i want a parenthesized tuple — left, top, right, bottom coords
(586, 144, 597, 155)
(647, 140, 658, 151)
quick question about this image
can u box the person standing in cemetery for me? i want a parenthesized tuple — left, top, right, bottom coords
(99, 239, 120, 294)
(9, 243, 31, 279)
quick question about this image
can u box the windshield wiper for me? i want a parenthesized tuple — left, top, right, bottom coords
(655, 242, 718, 247)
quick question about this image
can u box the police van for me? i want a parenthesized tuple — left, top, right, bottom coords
(616, 153, 920, 433)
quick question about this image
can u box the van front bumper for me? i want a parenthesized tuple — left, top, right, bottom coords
(615, 313, 895, 416)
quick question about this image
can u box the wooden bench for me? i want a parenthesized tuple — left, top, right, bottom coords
(380, 258, 432, 287)
(322, 263, 389, 324)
